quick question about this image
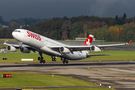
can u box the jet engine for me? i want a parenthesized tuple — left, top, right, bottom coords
(7, 46, 17, 52)
(91, 46, 101, 52)
(59, 47, 70, 54)
(20, 47, 30, 53)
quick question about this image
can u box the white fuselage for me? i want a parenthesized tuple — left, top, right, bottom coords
(12, 29, 88, 60)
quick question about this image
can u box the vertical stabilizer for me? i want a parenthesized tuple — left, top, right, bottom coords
(4, 41, 6, 44)
(83, 35, 94, 46)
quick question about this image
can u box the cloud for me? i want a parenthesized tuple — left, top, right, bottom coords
(90, 0, 118, 16)
(0, 0, 135, 21)
(90, 0, 135, 17)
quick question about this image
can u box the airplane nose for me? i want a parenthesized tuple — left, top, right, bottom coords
(12, 31, 17, 39)
(12, 32, 15, 37)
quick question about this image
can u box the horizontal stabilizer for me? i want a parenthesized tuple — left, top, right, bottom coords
(87, 54, 110, 58)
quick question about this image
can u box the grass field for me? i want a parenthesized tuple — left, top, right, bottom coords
(43, 88, 114, 90)
(0, 50, 134, 63)
(0, 72, 96, 87)
(89, 50, 135, 61)
(0, 72, 114, 90)
(34, 88, 115, 90)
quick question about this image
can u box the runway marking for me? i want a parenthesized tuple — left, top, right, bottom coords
(21, 59, 33, 61)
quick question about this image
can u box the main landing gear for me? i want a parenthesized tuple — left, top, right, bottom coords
(52, 56, 68, 64)
(51, 56, 57, 61)
(38, 52, 45, 63)
(61, 58, 68, 64)
(37, 53, 68, 64)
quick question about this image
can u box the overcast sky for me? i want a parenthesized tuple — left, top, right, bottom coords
(0, 0, 135, 21)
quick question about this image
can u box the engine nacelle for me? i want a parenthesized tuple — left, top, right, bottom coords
(7, 46, 17, 52)
(91, 46, 101, 53)
(20, 47, 30, 53)
(60, 47, 70, 54)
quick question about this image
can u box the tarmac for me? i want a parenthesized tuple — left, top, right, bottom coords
(0, 61, 135, 90)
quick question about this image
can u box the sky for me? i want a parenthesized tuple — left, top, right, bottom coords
(0, 0, 135, 21)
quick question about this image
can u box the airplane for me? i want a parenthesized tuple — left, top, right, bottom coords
(4, 29, 131, 64)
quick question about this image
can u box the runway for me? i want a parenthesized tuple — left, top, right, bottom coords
(0, 61, 135, 90)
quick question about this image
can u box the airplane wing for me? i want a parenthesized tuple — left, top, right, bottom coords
(49, 45, 92, 50)
(47, 45, 93, 53)
(4, 40, 131, 53)
(48, 40, 131, 53)
(4, 41, 29, 48)
(3, 41, 35, 52)
(4, 41, 21, 48)
(96, 40, 132, 48)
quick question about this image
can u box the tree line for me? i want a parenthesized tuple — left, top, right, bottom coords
(0, 13, 135, 41)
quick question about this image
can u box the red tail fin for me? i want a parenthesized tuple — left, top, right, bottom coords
(4, 41, 6, 43)
(126, 40, 132, 44)
(83, 35, 94, 46)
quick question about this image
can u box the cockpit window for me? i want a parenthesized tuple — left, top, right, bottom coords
(14, 30, 21, 33)
(14, 30, 18, 32)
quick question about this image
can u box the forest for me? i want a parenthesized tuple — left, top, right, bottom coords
(0, 13, 135, 42)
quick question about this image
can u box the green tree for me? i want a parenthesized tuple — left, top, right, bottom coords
(122, 13, 127, 21)
(0, 16, 3, 24)
(115, 15, 119, 23)
(70, 23, 80, 39)
(9, 21, 20, 29)
(82, 24, 88, 37)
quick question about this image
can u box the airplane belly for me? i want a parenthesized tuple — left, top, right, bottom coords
(64, 51, 87, 60)
(40, 46, 61, 56)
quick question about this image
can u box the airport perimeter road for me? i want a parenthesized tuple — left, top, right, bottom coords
(0, 61, 135, 90)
